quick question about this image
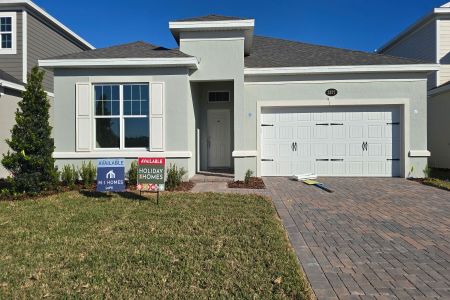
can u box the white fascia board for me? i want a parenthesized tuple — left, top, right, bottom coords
(38, 57, 199, 69)
(169, 19, 255, 30)
(244, 64, 440, 75)
(428, 83, 450, 96)
(1, 0, 94, 49)
(0, 80, 25, 91)
(53, 151, 193, 159)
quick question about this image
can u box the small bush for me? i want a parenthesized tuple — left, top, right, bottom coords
(423, 164, 431, 178)
(165, 164, 187, 191)
(127, 161, 138, 186)
(60, 164, 78, 189)
(78, 161, 96, 188)
(245, 169, 253, 185)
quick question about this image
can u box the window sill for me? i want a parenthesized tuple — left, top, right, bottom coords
(53, 151, 192, 159)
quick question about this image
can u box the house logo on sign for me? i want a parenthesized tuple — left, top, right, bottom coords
(106, 170, 116, 179)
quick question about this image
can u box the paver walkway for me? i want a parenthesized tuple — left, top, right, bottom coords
(192, 177, 450, 298)
(264, 177, 450, 299)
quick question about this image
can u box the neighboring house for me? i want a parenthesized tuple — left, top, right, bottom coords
(0, 0, 94, 177)
(39, 14, 437, 180)
(378, 2, 450, 169)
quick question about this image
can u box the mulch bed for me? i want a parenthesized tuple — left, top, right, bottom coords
(165, 182, 196, 192)
(228, 177, 266, 189)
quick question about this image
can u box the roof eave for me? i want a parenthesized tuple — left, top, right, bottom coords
(428, 83, 450, 96)
(38, 57, 199, 69)
(0, 0, 94, 50)
(244, 64, 440, 75)
(0, 80, 25, 92)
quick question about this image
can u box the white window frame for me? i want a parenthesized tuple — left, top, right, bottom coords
(0, 12, 16, 54)
(93, 83, 150, 151)
(208, 90, 231, 103)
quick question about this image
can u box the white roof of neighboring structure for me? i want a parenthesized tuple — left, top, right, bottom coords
(378, 3, 450, 53)
(0, 0, 94, 49)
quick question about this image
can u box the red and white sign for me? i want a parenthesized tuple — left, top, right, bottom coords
(138, 157, 166, 165)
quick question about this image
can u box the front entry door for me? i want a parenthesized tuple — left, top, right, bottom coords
(207, 109, 231, 168)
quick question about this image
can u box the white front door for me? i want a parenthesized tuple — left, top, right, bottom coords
(261, 106, 401, 177)
(207, 109, 231, 168)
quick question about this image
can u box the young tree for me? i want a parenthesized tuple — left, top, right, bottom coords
(2, 66, 58, 194)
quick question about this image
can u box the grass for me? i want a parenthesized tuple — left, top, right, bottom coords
(0, 192, 311, 299)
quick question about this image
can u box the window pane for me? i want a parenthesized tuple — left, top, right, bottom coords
(132, 101, 140, 115)
(0, 17, 11, 32)
(132, 85, 140, 100)
(111, 100, 120, 115)
(141, 100, 149, 115)
(96, 118, 120, 148)
(124, 100, 132, 115)
(125, 118, 149, 148)
(103, 101, 112, 115)
(124, 85, 131, 100)
(95, 101, 104, 115)
(95, 86, 103, 101)
(141, 85, 149, 101)
(1, 33, 11, 49)
(112, 85, 119, 100)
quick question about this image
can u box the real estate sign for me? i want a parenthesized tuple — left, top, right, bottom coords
(97, 158, 125, 192)
(137, 158, 165, 191)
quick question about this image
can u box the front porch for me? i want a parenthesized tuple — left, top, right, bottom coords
(191, 81, 235, 177)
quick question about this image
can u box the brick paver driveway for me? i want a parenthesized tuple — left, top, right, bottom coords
(264, 177, 450, 299)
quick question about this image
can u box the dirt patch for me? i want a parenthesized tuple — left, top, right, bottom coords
(166, 182, 196, 192)
(228, 178, 266, 189)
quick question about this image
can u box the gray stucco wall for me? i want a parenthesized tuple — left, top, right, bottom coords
(237, 73, 430, 179)
(179, 30, 245, 173)
(52, 67, 196, 178)
(0, 9, 23, 82)
(428, 90, 450, 169)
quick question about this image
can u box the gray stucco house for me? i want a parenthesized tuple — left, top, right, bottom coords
(0, 0, 94, 177)
(38, 14, 438, 180)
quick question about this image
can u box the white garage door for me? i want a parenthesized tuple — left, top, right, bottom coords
(261, 106, 401, 177)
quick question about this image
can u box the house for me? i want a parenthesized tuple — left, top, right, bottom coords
(378, 2, 450, 169)
(38, 14, 438, 180)
(0, 0, 93, 177)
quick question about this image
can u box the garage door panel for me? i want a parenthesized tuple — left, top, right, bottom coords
(261, 106, 401, 177)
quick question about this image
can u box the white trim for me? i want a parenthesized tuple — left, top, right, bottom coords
(39, 57, 199, 69)
(409, 150, 431, 157)
(22, 10, 27, 83)
(180, 37, 245, 42)
(169, 19, 254, 30)
(428, 83, 450, 96)
(0, 80, 25, 91)
(244, 64, 440, 75)
(436, 18, 440, 86)
(255, 98, 410, 178)
(208, 90, 231, 102)
(244, 78, 427, 85)
(232, 150, 257, 157)
(46, 91, 54, 97)
(53, 151, 192, 159)
(0, 12, 17, 54)
(0, 0, 94, 49)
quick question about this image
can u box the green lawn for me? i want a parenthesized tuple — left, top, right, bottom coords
(0, 192, 311, 299)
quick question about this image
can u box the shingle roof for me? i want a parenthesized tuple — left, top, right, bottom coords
(47, 41, 193, 60)
(0, 69, 23, 85)
(244, 36, 428, 68)
(173, 14, 252, 22)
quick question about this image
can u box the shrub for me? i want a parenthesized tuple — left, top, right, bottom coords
(127, 161, 138, 186)
(423, 164, 431, 178)
(245, 169, 253, 185)
(165, 164, 187, 191)
(78, 161, 96, 188)
(61, 164, 78, 189)
(1, 67, 58, 195)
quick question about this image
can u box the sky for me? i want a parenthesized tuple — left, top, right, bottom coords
(34, 0, 446, 52)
